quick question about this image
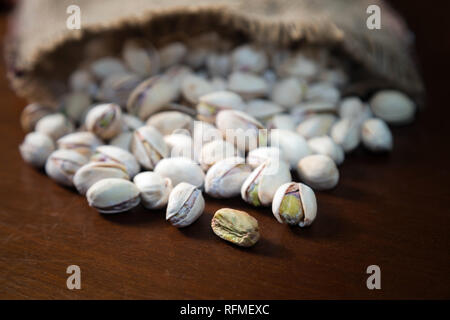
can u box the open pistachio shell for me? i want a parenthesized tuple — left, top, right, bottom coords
(45, 149, 88, 187)
(74, 162, 130, 195)
(91, 145, 140, 178)
(146, 111, 193, 136)
(85, 103, 122, 140)
(57, 132, 103, 157)
(131, 126, 168, 170)
(166, 182, 204, 228)
(197, 91, 245, 123)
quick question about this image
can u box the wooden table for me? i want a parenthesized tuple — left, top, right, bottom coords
(1, 2, 449, 299)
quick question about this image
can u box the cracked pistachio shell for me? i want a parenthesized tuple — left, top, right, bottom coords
(74, 161, 130, 195)
(306, 82, 341, 105)
(245, 99, 284, 121)
(109, 131, 133, 151)
(63, 92, 92, 124)
(276, 52, 319, 80)
(158, 42, 187, 69)
(91, 145, 140, 178)
(68, 69, 98, 96)
(122, 38, 160, 77)
(241, 159, 292, 207)
(206, 52, 231, 77)
(215, 110, 267, 152)
(330, 118, 361, 153)
(164, 134, 195, 160)
(247, 147, 284, 169)
(181, 74, 214, 105)
(361, 118, 393, 152)
(211, 208, 259, 247)
(199, 139, 241, 171)
(205, 157, 252, 198)
(297, 154, 339, 190)
(126, 75, 178, 120)
(227, 72, 269, 99)
(133, 172, 172, 209)
(271, 77, 306, 108)
(146, 111, 193, 136)
(131, 126, 168, 170)
(369, 90, 416, 124)
(196, 91, 245, 123)
(231, 44, 268, 73)
(20, 103, 53, 133)
(154, 157, 205, 188)
(307, 136, 344, 165)
(19, 132, 55, 168)
(266, 114, 296, 131)
(85, 103, 122, 140)
(166, 182, 204, 227)
(87, 178, 140, 214)
(45, 149, 88, 187)
(35, 113, 74, 141)
(270, 129, 311, 168)
(90, 57, 127, 80)
(272, 182, 317, 227)
(57, 131, 103, 157)
(296, 114, 337, 139)
(98, 73, 142, 107)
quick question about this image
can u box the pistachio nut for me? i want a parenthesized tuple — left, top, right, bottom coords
(146, 111, 193, 136)
(369, 90, 416, 124)
(164, 133, 195, 160)
(20, 103, 53, 133)
(85, 103, 122, 140)
(121, 114, 145, 132)
(199, 139, 241, 171)
(91, 145, 140, 178)
(227, 72, 269, 99)
(338, 97, 365, 119)
(245, 99, 284, 122)
(86, 178, 140, 214)
(210, 77, 228, 92)
(361, 118, 393, 152)
(290, 101, 337, 124)
(185, 47, 209, 69)
(276, 52, 319, 80)
(19, 132, 55, 168)
(270, 129, 311, 168)
(197, 91, 245, 123)
(318, 68, 348, 88)
(296, 114, 337, 139)
(241, 159, 292, 207)
(166, 182, 204, 228)
(35, 113, 74, 141)
(306, 82, 340, 105)
(126, 75, 178, 120)
(133, 171, 172, 209)
(296, 154, 339, 190)
(63, 92, 92, 124)
(122, 38, 160, 77)
(158, 42, 187, 69)
(131, 126, 168, 170)
(192, 121, 223, 148)
(57, 131, 103, 157)
(307, 136, 345, 165)
(247, 147, 284, 169)
(206, 52, 231, 77)
(330, 118, 361, 153)
(181, 74, 214, 105)
(266, 114, 296, 131)
(45, 149, 88, 187)
(98, 73, 142, 107)
(215, 110, 267, 152)
(68, 69, 98, 96)
(109, 131, 133, 151)
(154, 157, 205, 188)
(231, 44, 268, 74)
(74, 162, 130, 195)
(272, 182, 317, 227)
(163, 65, 192, 96)
(211, 208, 260, 247)
(271, 77, 306, 108)
(90, 57, 127, 80)
(205, 157, 252, 198)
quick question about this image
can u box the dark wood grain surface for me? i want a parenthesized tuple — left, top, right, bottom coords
(1, 1, 449, 299)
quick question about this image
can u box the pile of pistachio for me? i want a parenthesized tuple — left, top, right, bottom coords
(19, 33, 417, 247)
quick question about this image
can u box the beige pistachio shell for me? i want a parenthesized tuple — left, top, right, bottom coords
(276, 52, 319, 79)
(297, 154, 339, 190)
(339, 97, 365, 119)
(290, 101, 337, 124)
(241, 159, 291, 207)
(133, 171, 172, 209)
(122, 38, 160, 77)
(205, 157, 252, 198)
(86, 178, 140, 214)
(68, 69, 98, 96)
(164, 133, 195, 160)
(131, 126, 168, 170)
(109, 131, 133, 151)
(370, 90, 415, 124)
(199, 139, 241, 171)
(121, 114, 145, 132)
(271, 77, 305, 108)
(35, 113, 74, 141)
(246, 147, 284, 169)
(45, 149, 88, 187)
(192, 121, 223, 147)
(90, 57, 127, 80)
(166, 182, 204, 228)
(361, 118, 393, 152)
(296, 114, 337, 139)
(19, 132, 55, 168)
(146, 111, 193, 136)
(231, 44, 268, 74)
(85, 103, 122, 140)
(91, 145, 140, 178)
(98, 73, 142, 107)
(330, 118, 361, 153)
(272, 182, 317, 227)
(57, 132, 103, 157)
(211, 208, 259, 247)
(158, 42, 187, 69)
(74, 162, 130, 195)
(20, 103, 53, 133)
(196, 90, 245, 123)
(266, 114, 296, 131)
(154, 157, 205, 188)
(181, 74, 214, 105)
(306, 82, 340, 104)
(307, 136, 344, 165)
(227, 72, 269, 99)
(270, 129, 311, 168)
(206, 53, 231, 77)
(245, 99, 284, 121)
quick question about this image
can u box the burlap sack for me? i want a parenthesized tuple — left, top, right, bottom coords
(5, 0, 424, 108)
